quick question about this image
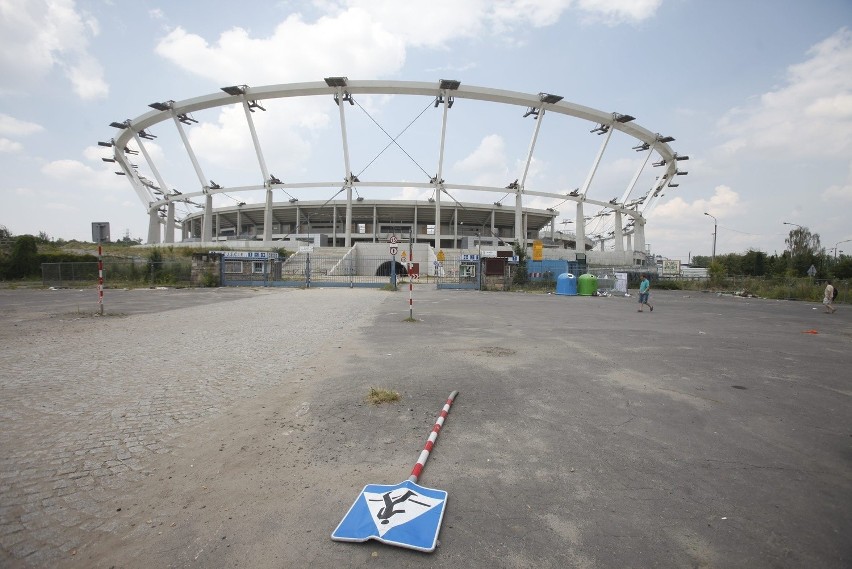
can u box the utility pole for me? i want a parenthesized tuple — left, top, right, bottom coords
(704, 213, 717, 263)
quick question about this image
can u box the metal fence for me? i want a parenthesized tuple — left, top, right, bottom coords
(221, 254, 406, 288)
(42, 261, 193, 288)
(435, 258, 481, 289)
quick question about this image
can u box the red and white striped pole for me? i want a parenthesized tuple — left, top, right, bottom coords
(409, 391, 459, 483)
(97, 244, 104, 315)
(408, 240, 414, 320)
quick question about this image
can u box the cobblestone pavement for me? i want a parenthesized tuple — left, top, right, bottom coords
(0, 287, 386, 568)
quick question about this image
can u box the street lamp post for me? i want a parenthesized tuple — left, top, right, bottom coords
(704, 212, 717, 263)
(833, 239, 852, 260)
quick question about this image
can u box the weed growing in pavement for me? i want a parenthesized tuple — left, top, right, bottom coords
(366, 387, 401, 405)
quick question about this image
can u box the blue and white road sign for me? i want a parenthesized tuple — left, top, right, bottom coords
(331, 480, 447, 552)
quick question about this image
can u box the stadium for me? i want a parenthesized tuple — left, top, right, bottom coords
(103, 79, 686, 271)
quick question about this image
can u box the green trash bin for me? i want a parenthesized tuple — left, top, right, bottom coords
(577, 274, 598, 296)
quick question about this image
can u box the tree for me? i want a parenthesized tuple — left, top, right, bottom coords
(691, 255, 710, 268)
(512, 241, 528, 285)
(8, 235, 40, 278)
(741, 249, 767, 276)
(833, 256, 852, 280)
(708, 260, 726, 287)
(785, 227, 822, 276)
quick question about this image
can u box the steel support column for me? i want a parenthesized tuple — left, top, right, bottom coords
(575, 201, 585, 254)
(434, 92, 451, 250)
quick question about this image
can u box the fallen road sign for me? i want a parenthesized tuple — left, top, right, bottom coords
(331, 391, 459, 552)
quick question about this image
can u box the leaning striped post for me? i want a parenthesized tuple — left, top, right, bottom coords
(409, 237, 414, 319)
(408, 277, 413, 320)
(409, 390, 459, 483)
(97, 244, 104, 315)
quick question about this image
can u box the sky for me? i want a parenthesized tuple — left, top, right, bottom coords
(1, 0, 851, 261)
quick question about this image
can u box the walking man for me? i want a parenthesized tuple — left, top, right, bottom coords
(638, 273, 653, 312)
(823, 280, 837, 314)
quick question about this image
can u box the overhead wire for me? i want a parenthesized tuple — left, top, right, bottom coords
(352, 97, 434, 180)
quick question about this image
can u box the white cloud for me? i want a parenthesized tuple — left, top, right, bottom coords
(0, 0, 108, 99)
(41, 158, 125, 192)
(0, 114, 44, 136)
(821, 162, 852, 203)
(576, 0, 663, 24)
(154, 0, 663, 85)
(654, 185, 741, 221)
(0, 138, 23, 153)
(716, 27, 852, 159)
(186, 100, 325, 178)
(452, 134, 510, 186)
(398, 185, 432, 200)
(154, 9, 406, 84)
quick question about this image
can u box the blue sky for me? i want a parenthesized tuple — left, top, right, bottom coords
(1, 0, 851, 261)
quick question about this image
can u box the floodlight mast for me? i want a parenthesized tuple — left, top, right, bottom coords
(326, 77, 355, 247)
(434, 79, 459, 250)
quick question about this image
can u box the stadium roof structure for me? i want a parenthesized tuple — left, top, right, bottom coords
(104, 79, 685, 257)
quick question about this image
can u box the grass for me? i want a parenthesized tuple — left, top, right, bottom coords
(366, 387, 401, 405)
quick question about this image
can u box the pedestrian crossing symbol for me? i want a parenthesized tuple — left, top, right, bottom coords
(331, 480, 447, 552)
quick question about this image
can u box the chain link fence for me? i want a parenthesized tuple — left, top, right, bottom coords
(42, 261, 193, 288)
(221, 254, 406, 288)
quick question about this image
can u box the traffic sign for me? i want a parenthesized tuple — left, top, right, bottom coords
(332, 392, 459, 553)
(389, 235, 400, 244)
(331, 480, 447, 552)
(390, 246, 398, 256)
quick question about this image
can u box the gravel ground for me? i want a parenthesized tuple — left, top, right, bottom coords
(0, 287, 387, 568)
(1, 286, 850, 569)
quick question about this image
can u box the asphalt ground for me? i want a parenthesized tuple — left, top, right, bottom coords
(0, 286, 850, 568)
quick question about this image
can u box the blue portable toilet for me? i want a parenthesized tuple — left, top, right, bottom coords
(556, 273, 577, 296)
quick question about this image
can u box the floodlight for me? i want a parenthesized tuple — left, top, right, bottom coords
(101, 158, 115, 163)
(221, 85, 247, 96)
(539, 92, 563, 104)
(208, 181, 222, 190)
(674, 154, 690, 161)
(439, 79, 460, 90)
(148, 101, 173, 111)
(269, 175, 282, 185)
(289, 198, 298, 203)
(632, 142, 650, 152)
(676, 170, 688, 176)
(657, 135, 675, 143)
(177, 113, 198, 124)
(98, 140, 113, 147)
(138, 129, 157, 140)
(324, 77, 348, 87)
(614, 113, 635, 123)
(247, 100, 266, 112)
(109, 121, 129, 129)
